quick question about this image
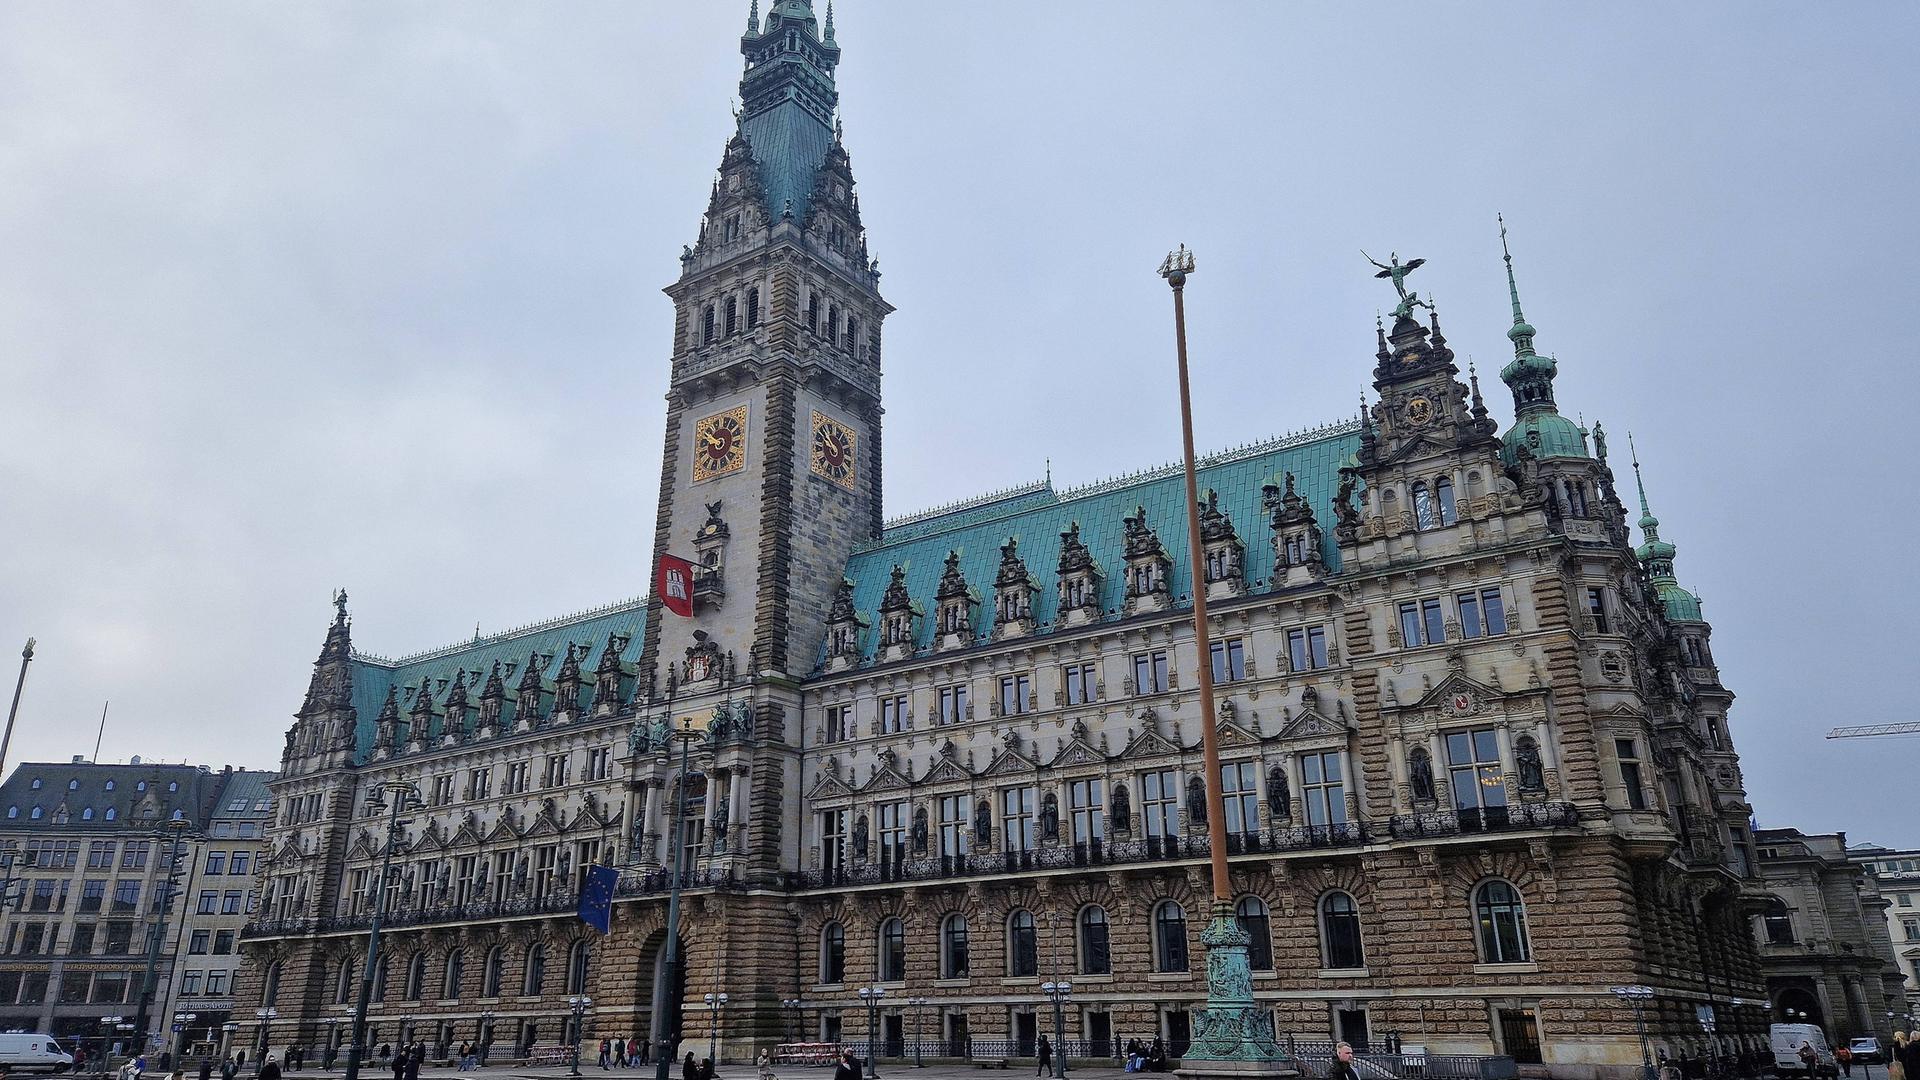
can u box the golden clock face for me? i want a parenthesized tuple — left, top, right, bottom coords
(1407, 396, 1435, 426)
(810, 411, 858, 489)
(692, 406, 748, 483)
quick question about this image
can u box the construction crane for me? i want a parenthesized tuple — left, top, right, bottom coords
(1826, 724, 1920, 740)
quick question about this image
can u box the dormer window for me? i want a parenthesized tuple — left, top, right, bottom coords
(1064, 578, 1091, 608)
(724, 215, 741, 243)
(786, 30, 799, 52)
(827, 304, 839, 344)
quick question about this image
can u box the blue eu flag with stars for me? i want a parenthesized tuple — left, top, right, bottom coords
(578, 864, 618, 934)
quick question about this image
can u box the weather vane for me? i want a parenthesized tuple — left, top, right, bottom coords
(1362, 250, 1429, 321)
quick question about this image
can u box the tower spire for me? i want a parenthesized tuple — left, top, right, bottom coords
(824, 0, 835, 44)
(747, 0, 760, 34)
(1499, 213, 1538, 358)
(1626, 435, 1700, 621)
(1629, 433, 1658, 537)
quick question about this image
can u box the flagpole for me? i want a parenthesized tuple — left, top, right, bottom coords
(1, 639, 36, 782)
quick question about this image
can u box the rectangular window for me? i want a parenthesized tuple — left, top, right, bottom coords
(79, 879, 105, 913)
(204, 851, 226, 876)
(214, 930, 236, 954)
(877, 802, 908, 866)
(820, 809, 847, 875)
(87, 841, 115, 869)
(1900, 894, 1913, 909)
(430, 774, 454, 805)
(880, 696, 908, 734)
(1459, 589, 1508, 638)
(189, 930, 210, 955)
(197, 891, 218, 915)
(1616, 738, 1648, 811)
(1000, 674, 1032, 716)
(1063, 663, 1098, 706)
(222, 890, 243, 914)
(205, 970, 228, 995)
(1398, 602, 1425, 647)
(543, 753, 569, 788)
(1904, 917, 1920, 941)
(180, 971, 202, 997)
(104, 923, 133, 954)
(18, 973, 47, 1005)
(1287, 626, 1329, 671)
(1423, 598, 1446, 645)
(1221, 761, 1260, 836)
(825, 704, 851, 743)
(1001, 789, 1035, 854)
(1587, 587, 1611, 633)
(938, 795, 970, 858)
(1302, 752, 1347, 827)
(505, 761, 531, 794)
(1446, 728, 1508, 815)
(1133, 650, 1170, 695)
(936, 683, 969, 725)
(112, 882, 141, 914)
(59, 972, 90, 1004)
(1142, 770, 1181, 839)
(586, 747, 612, 781)
(469, 767, 492, 799)
(70, 924, 95, 955)
(1069, 779, 1104, 845)
(1210, 639, 1246, 684)
(121, 841, 150, 871)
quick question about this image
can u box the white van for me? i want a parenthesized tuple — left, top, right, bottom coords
(0, 1032, 75, 1072)
(1771, 1024, 1836, 1077)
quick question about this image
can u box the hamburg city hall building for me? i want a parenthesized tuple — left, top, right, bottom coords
(237, 5, 1766, 1077)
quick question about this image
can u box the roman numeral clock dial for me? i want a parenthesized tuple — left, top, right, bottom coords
(692, 406, 747, 483)
(810, 411, 858, 489)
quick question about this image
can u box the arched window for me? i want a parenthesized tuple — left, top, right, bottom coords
(104, 780, 115, 791)
(877, 917, 906, 982)
(827, 304, 839, 344)
(1763, 897, 1796, 945)
(1319, 892, 1364, 970)
(725, 296, 739, 336)
(264, 961, 282, 1007)
(443, 950, 464, 999)
(373, 957, 389, 1001)
(1436, 478, 1457, 526)
(81, 808, 94, 821)
(747, 287, 761, 330)
(335, 960, 356, 1005)
(171, 809, 184, 821)
(702, 304, 716, 345)
(483, 946, 504, 997)
(820, 922, 846, 984)
(1007, 910, 1038, 978)
(1474, 880, 1532, 963)
(29, 779, 40, 790)
(168, 781, 179, 792)
(1153, 900, 1189, 973)
(522, 943, 546, 996)
(845, 316, 859, 353)
(404, 952, 426, 1001)
(566, 939, 590, 994)
(940, 914, 970, 979)
(1235, 896, 1273, 972)
(104, 808, 117, 821)
(5, 807, 15, 820)
(807, 293, 819, 331)
(1413, 482, 1435, 530)
(1077, 905, 1111, 975)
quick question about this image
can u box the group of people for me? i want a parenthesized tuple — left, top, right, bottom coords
(1876, 1031, 1920, 1080)
(1120, 1037, 1171, 1073)
(593, 1038, 653, 1069)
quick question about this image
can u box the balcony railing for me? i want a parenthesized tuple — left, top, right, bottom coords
(1386, 802, 1578, 840)
(793, 822, 1368, 890)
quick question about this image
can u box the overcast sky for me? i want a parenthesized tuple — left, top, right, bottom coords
(1, 3, 1914, 843)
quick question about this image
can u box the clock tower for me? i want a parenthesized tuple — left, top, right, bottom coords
(641, 0, 891, 700)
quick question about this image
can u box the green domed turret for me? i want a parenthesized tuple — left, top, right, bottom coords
(1631, 440, 1703, 623)
(1495, 218, 1590, 466)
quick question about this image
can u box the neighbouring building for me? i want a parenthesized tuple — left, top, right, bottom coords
(1751, 829, 1905, 1039)
(1847, 842, 1920, 1018)
(236, 5, 1766, 1078)
(0, 758, 272, 1055)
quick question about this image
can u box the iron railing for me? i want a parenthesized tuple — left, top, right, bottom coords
(1387, 802, 1578, 840)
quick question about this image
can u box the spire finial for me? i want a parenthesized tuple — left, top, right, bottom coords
(1499, 213, 1538, 358)
(1628, 433, 1658, 532)
(1045, 458, 1052, 486)
(748, 0, 760, 34)
(824, 0, 835, 43)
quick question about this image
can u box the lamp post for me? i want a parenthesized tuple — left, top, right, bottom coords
(132, 818, 195, 1055)
(1610, 985, 1656, 1080)
(324, 1018, 340, 1069)
(1040, 983, 1071, 1080)
(704, 993, 728, 1063)
(0, 638, 33, 786)
(653, 695, 700, 1080)
(344, 777, 422, 1080)
(1155, 247, 1285, 1068)
(568, 996, 593, 1078)
(254, 1008, 279, 1059)
(857, 987, 885, 1080)
(479, 1012, 496, 1066)
(781, 1000, 802, 1045)
(905, 998, 925, 1068)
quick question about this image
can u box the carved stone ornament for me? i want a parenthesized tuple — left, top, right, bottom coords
(684, 630, 722, 684)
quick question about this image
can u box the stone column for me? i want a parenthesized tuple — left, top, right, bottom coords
(729, 769, 749, 852)
(642, 781, 662, 864)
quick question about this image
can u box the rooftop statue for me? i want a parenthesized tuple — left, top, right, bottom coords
(1364, 250, 1429, 320)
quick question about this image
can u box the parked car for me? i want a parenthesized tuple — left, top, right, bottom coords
(1849, 1038, 1884, 1065)
(0, 1032, 76, 1073)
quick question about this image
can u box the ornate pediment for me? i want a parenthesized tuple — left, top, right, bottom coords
(483, 813, 522, 845)
(1119, 725, 1182, 760)
(1050, 736, 1106, 770)
(1214, 718, 1261, 748)
(862, 764, 912, 794)
(808, 771, 856, 800)
(451, 813, 484, 847)
(983, 746, 1039, 778)
(1412, 671, 1503, 717)
(923, 742, 973, 787)
(1277, 708, 1346, 741)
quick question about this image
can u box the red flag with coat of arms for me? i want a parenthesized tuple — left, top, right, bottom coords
(657, 553, 696, 617)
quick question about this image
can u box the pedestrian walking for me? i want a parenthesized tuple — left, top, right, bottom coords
(600, 1040, 612, 1070)
(683, 1052, 699, 1080)
(258, 1058, 280, 1080)
(1328, 1043, 1359, 1080)
(1893, 1034, 1909, 1080)
(629, 1039, 642, 1068)
(199, 1058, 213, 1080)
(1036, 1035, 1052, 1077)
(1839, 1045, 1855, 1078)
(756, 1049, 776, 1080)
(833, 1050, 860, 1080)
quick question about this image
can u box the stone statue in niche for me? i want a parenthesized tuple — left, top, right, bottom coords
(1267, 765, 1290, 818)
(1111, 783, 1132, 832)
(852, 814, 870, 861)
(1040, 793, 1060, 841)
(911, 806, 929, 855)
(1409, 747, 1436, 802)
(1186, 775, 1208, 826)
(974, 800, 992, 846)
(1515, 737, 1545, 793)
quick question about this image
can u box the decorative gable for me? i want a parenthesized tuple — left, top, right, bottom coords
(1056, 522, 1103, 626)
(1197, 490, 1246, 599)
(1263, 471, 1327, 583)
(1410, 671, 1505, 718)
(877, 565, 918, 661)
(824, 577, 867, 671)
(992, 537, 1037, 639)
(1121, 505, 1173, 614)
(932, 550, 975, 650)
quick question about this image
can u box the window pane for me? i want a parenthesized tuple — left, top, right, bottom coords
(1482, 591, 1507, 635)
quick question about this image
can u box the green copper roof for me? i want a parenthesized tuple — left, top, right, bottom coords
(1502, 410, 1590, 463)
(346, 599, 646, 762)
(833, 422, 1362, 667)
(1496, 218, 1588, 464)
(1628, 442, 1701, 623)
(737, 0, 840, 222)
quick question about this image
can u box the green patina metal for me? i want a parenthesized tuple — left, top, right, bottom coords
(1184, 910, 1292, 1062)
(1497, 217, 1591, 466)
(1630, 439, 1704, 623)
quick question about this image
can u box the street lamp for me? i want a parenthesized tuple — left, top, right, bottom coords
(324, 1018, 340, 1068)
(568, 996, 594, 1078)
(1040, 983, 1072, 1080)
(857, 987, 885, 1080)
(781, 1000, 803, 1045)
(906, 998, 926, 1068)
(1610, 986, 1656, 1080)
(479, 1012, 496, 1066)
(254, 1008, 279, 1059)
(703, 993, 729, 1063)
(653, 692, 702, 1080)
(132, 818, 197, 1055)
(344, 777, 422, 1080)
